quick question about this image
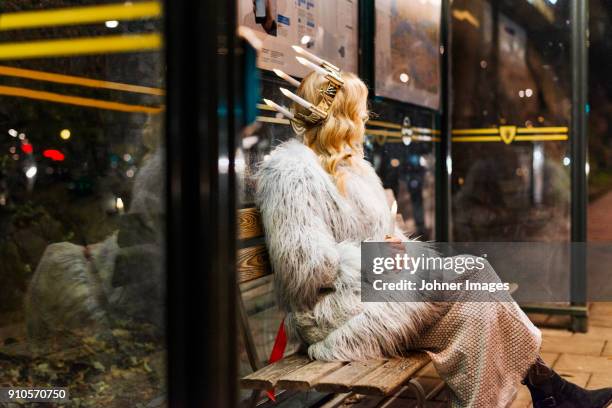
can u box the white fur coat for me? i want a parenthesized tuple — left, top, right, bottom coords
(256, 139, 442, 361)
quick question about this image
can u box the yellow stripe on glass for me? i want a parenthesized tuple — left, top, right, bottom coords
(376, 135, 441, 143)
(258, 103, 442, 138)
(0, 2, 161, 31)
(452, 136, 502, 142)
(0, 85, 163, 114)
(257, 105, 441, 142)
(515, 127, 568, 134)
(452, 134, 569, 142)
(366, 129, 401, 137)
(452, 126, 569, 135)
(452, 128, 499, 135)
(412, 127, 441, 135)
(514, 135, 568, 141)
(452, 126, 569, 143)
(367, 120, 402, 130)
(0, 34, 161, 60)
(0, 65, 164, 95)
(452, 136, 568, 142)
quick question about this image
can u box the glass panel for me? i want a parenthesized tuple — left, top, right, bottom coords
(0, 2, 166, 406)
(365, 100, 438, 241)
(235, 4, 439, 404)
(370, 0, 442, 241)
(450, 0, 571, 242)
(236, 4, 362, 400)
(237, 72, 302, 402)
(588, 0, 612, 242)
(374, 0, 442, 110)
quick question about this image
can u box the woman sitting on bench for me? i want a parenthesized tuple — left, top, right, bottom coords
(256, 59, 612, 408)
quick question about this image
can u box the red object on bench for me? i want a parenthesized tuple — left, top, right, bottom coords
(266, 317, 287, 401)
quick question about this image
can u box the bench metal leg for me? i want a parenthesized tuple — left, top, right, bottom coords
(376, 381, 426, 408)
(375, 377, 445, 408)
(426, 380, 447, 401)
(407, 379, 427, 408)
(319, 392, 354, 408)
(377, 385, 410, 408)
(571, 314, 589, 333)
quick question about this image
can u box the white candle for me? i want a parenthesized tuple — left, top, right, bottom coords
(273, 69, 301, 87)
(296, 57, 329, 76)
(292, 45, 325, 66)
(389, 200, 397, 235)
(292, 45, 340, 72)
(280, 87, 313, 109)
(263, 98, 294, 120)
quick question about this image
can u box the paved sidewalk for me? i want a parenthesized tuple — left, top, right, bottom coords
(510, 302, 612, 408)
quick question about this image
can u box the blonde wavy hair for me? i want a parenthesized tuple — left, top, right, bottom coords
(292, 71, 369, 193)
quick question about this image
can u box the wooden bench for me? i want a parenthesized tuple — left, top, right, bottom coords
(237, 207, 441, 407)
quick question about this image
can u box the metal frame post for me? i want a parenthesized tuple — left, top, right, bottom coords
(437, 0, 452, 242)
(570, 0, 589, 332)
(166, 0, 240, 405)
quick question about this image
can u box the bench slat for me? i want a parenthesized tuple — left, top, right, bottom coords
(276, 360, 345, 391)
(240, 354, 311, 390)
(237, 245, 271, 283)
(238, 207, 264, 240)
(351, 353, 430, 396)
(314, 359, 387, 393)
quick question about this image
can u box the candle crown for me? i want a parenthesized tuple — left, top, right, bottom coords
(261, 45, 345, 133)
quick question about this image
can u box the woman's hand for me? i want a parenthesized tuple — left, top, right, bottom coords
(384, 235, 404, 251)
(383, 236, 405, 273)
(384, 235, 402, 244)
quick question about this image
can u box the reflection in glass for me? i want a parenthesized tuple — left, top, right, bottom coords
(366, 131, 436, 240)
(451, 0, 571, 242)
(0, 2, 165, 406)
(236, 76, 302, 398)
(588, 0, 612, 242)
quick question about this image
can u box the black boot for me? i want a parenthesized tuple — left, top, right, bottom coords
(523, 357, 612, 408)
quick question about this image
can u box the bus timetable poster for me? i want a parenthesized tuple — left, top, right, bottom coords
(375, 0, 442, 109)
(238, 0, 359, 78)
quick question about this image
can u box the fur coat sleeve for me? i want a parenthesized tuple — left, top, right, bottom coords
(255, 140, 358, 311)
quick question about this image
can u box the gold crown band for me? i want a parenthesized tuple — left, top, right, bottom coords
(294, 71, 344, 126)
(269, 46, 345, 132)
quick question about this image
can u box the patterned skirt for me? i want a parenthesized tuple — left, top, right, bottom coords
(412, 265, 542, 407)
